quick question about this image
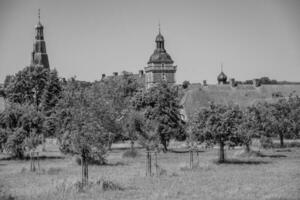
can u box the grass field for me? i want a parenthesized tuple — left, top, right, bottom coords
(0, 141, 300, 200)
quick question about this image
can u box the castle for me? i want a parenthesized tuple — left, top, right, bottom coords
(1, 11, 300, 117)
(101, 25, 177, 89)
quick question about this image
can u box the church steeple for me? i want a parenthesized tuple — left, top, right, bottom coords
(30, 9, 50, 68)
(35, 9, 44, 40)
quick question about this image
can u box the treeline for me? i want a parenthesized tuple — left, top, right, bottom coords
(189, 95, 300, 162)
(241, 77, 300, 85)
(0, 66, 185, 183)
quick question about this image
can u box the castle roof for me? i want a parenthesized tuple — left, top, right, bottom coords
(148, 31, 174, 64)
(180, 84, 300, 120)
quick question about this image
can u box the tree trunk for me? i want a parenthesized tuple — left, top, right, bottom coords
(130, 140, 134, 153)
(81, 153, 88, 185)
(219, 141, 225, 163)
(146, 151, 152, 176)
(245, 143, 251, 153)
(279, 133, 284, 148)
(189, 150, 194, 169)
(162, 139, 168, 152)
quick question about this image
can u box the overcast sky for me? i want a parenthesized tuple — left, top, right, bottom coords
(0, 0, 300, 84)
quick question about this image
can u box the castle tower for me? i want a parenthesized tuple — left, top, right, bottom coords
(30, 9, 50, 68)
(144, 25, 177, 88)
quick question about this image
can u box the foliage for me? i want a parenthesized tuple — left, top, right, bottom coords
(94, 71, 144, 145)
(132, 82, 185, 151)
(0, 103, 44, 158)
(4, 66, 49, 106)
(191, 103, 243, 162)
(261, 98, 294, 147)
(182, 80, 190, 89)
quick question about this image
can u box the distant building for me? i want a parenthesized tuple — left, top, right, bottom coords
(30, 9, 50, 68)
(144, 26, 177, 88)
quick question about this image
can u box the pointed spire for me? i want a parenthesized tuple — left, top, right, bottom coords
(221, 62, 223, 72)
(158, 21, 161, 34)
(38, 9, 40, 23)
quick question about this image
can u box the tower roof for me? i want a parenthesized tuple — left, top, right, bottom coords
(155, 33, 164, 42)
(217, 71, 227, 82)
(217, 63, 227, 82)
(148, 25, 173, 64)
(35, 9, 43, 29)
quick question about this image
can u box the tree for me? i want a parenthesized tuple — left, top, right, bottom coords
(192, 103, 242, 162)
(287, 94, 300, 139)
(94, 71, 144, 147)
(55, 79, 113, 185)
(128, 111, 160, 176)
(182, 80, 190, 89)
(0, 103, 44, 158)
(41, 69, 62, 114)
(132, 82, 185, 151)
(236, 107, 260, 152)
(5, 66, 49, 106)
(122, 110, 139, 153)
(266, 99, 293, 147)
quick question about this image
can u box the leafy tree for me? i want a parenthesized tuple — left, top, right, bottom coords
(41, 69, 62, 114)
(94, 71, 144, 146)
(192, 103, 242, 162)
(287, 94, 300, 139)
(55, 79, 114, 185)
(5, 66, 49, 106)
(0, 103, 44, 158)
(122, 110, 139, 153)
(182, 80, 190, 89)
(265, 99, 293, 147)
(132, 82, 185, 151)
(236, 107, 260, 152)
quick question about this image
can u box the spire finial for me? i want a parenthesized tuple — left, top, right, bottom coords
(158, 21, 161, 34)
(221, 62, 223, 72)
(38, 8, 40, 23)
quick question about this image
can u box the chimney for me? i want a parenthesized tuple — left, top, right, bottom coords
(230, 78, 236, 87)
(253, 79, 261, 87)
(203, 80, 207, 86)
(139, 70, 144, 77)
(113, 72, 118, 76)
(101, 74, 106, 79)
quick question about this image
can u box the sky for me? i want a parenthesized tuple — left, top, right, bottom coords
(0, 0, 300, 84)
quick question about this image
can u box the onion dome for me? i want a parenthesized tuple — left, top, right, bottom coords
(218, 71, 227, 84)
(148, 29, 174, 64)
(35, 21, 43, 29)
(155, 33, 164, 42)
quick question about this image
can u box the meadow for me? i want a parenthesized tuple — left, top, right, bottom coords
(0, 140, 300, 200)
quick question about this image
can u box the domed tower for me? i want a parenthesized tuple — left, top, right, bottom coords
(217, 64, 227, 85)
(30, 9, 50, 68)
(144, 25, 177, 88)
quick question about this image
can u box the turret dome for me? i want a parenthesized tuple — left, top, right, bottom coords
(217, 71, 227, 84)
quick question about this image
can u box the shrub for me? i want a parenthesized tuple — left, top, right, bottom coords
(5, 128, 27, 159)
